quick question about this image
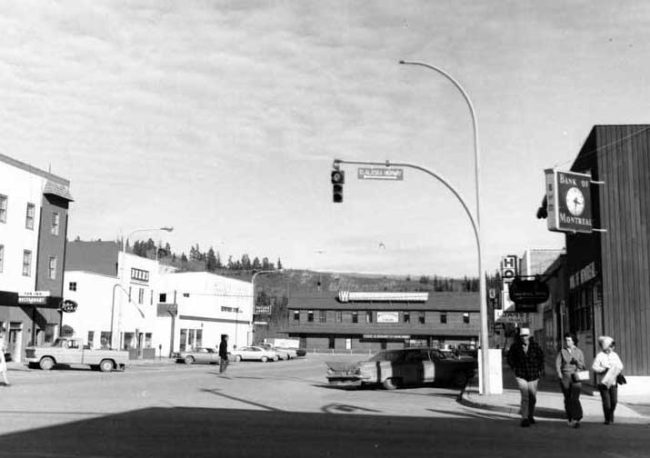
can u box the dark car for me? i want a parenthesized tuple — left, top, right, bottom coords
(326, 347, 477, 389)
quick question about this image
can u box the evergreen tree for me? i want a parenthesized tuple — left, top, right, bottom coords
(215, 251, 222, 269)
(262, 257, 270, 270)
(227, 255, 234, 270)
(277, 258, 283, 270)
(180, 253, 188, 263)
(241, 254, 252, 271)
(252, 257, 262, 270)
(206, 248, 218, 272)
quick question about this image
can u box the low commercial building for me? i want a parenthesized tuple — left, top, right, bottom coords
(0, 154, 73, 361)
(285, 290, 480, 352)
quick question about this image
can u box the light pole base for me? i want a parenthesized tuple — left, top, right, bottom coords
(478, 349, 503, 395)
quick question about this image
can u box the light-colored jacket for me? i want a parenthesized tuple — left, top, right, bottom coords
(592, 350, 623, 388)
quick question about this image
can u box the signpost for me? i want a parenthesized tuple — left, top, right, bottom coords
(357, 167, 404, 181)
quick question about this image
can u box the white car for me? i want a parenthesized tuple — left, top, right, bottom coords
(259, 344, 294, 360)
(231, 346, 279, 363)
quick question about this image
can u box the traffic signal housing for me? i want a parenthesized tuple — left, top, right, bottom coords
(331, 170, 345, 203)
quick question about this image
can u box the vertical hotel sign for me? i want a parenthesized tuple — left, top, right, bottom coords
(544, 169, 593, 233)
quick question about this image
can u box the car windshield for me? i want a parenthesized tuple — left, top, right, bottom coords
(368, 350, 404, 363)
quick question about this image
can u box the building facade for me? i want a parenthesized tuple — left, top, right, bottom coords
(0, 154, 73, 361)
(285, 290, 480, 352)
(538, 125, 650, 393)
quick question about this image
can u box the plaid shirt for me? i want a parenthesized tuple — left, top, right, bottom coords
(507, 340, 545, 381)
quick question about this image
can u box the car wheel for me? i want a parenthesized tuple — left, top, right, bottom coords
(453, 372, 469, 388)
(261, 356, 268, 363)
(382, 378, 399, 390)
(273, 356, 279, 362)
(235, 355, 242, 362)
(39, 357, 55, 371)
(99, 359, 114, 372)
(184, 356, 195, 365)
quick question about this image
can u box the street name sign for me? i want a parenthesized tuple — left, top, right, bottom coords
(357, 167, 404, 181)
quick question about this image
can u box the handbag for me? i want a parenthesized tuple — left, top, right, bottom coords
(572, 370, 590, 382)
(616, 373, 627, 385)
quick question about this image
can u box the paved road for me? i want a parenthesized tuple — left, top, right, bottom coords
(0, 355, 648, 457)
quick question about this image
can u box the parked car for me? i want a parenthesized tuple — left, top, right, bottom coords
(230, 346, 279, 362)
(296, 348, 307, 357)
(25, 337, 128, 372)
(259, 344, 295, 360)
(326, 347, 477, 389)
(173, 347, 220, 365)
(276, 347, 298, 359)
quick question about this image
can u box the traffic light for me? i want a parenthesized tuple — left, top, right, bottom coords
(331, 170, 345, 203)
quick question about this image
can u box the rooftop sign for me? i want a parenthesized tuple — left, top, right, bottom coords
(338, 291, 428, 303)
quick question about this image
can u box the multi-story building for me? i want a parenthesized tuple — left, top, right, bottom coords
(63, 241, 253, 358)
(285, 290, 480, 352)
(0, 154, 73, 361)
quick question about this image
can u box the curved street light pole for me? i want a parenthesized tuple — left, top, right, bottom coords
(397, 59, 490, 394)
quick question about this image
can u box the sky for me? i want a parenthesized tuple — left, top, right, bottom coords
(1, 0, 649, 277)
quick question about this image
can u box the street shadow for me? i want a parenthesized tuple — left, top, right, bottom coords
(0, 406, 647, 458)
(321, 403, 381, 414)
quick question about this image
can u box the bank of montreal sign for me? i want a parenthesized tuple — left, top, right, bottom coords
(544, 169, 593, 233)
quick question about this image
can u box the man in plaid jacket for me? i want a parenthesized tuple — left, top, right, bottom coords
(507, 328, 545, 427)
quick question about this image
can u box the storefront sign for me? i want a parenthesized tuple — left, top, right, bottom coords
(497, 312, 528, 323)
(376, 312, 399, 323)
(501, 255, 518, 282)
(338, 291, 428, 302)
(18, 291, 50, 305)
(59, 300, 78, 313)
(509, 278, 550, 305)
(569, 262, 597, 289)
(254, 305, 272, 314)
(544, 169, 593, 233)
(363, 334, 410, 340)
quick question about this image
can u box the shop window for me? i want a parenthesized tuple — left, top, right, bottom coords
(179, 329, 188, 351)
(69, 282, 77, 291)
(352, 311, 358, 323)
(194, 330, 202, 348)
(25, 203, 35, 229)
(418, 312, 425, 324)
(22, 250, 32, 276)
(307, 311, 314, 322)
(159, 293, 167, 303)
(123, 332, 136, 350)
(336, 311, 342, 322)
(43, 324, 58, 344)
(48, 257, 57, 280)
(319, 310, 327, 323)
(145, 333, 153, 348)
(0, 195, 6, 223)
(292, 310, 300, 321)
(440, 313, 447, 324)
(403, 312, 410, 323)
(328, 337, 335, 349)
(51, 212, 60, 235)
(87, 331, 95, 348)
(100, 331, 111, 349)
(366, 311, 373, 323)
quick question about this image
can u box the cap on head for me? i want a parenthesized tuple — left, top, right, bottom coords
(598, 335, 614, 350)
(519, 328, 531, 337)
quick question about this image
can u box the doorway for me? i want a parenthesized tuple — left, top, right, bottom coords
(8, 322, 23, 363)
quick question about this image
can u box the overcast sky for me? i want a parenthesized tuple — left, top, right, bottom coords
(1, 1, 648, 276)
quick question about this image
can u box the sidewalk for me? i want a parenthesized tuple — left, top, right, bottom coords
(460, 365, 650, 424)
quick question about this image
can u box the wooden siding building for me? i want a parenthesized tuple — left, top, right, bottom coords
(565, 125, 650, 379)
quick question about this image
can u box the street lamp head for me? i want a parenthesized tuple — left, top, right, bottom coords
(160, 227, 174, 232)
(398, 60, 405, 64)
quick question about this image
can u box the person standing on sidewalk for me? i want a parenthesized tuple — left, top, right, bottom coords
(218, 334, 229, 374)
(556, 332, 585, 428)
(507, 327, 545, 427)
(592, 336, 623, 425)
(0, 331, 10, 387)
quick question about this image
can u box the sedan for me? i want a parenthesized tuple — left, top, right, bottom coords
(231, 346, 279, 363)
(259, 344, 295, 360)
(173, 347, 220, 365)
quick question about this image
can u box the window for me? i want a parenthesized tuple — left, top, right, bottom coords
(440, 313, 447, 324)
(0, 245, 4, 273)
(25, 203, 35, 229)
(418, 311, 425, 324)
(87, 331, 95, 349)
(22, 250, 32, 276)
(403, 311, 410, 323)
(44, 323, 58, 343)
(51, 212, 60, 235)
(128, 286, 132, 301)
(328, 337, 335, 349)
(48, 257, 57, 280)
(138, 288, 144, 304)
(319, 310, 327, 323)
(100, 331, 111, 349)
(366, 311, 373, 323)
(352, 311, 358, 323)
(183, 292, 190, 298)
(0, 195, 7, 223)
(336, 311, 342, 323)
(159, 293, 167, 303)
(69, 282, 77, 291)
(145, 332, 153, 348)
(307, 311, 314, 322)
(293, 310, 300, 321)
(463, 313, 470, 324)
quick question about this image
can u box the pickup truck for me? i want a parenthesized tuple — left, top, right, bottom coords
(25, 338, 128, 372)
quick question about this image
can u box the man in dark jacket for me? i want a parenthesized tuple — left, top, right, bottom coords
(219, 334, 229, 374)
(507, 328, 545, 427)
